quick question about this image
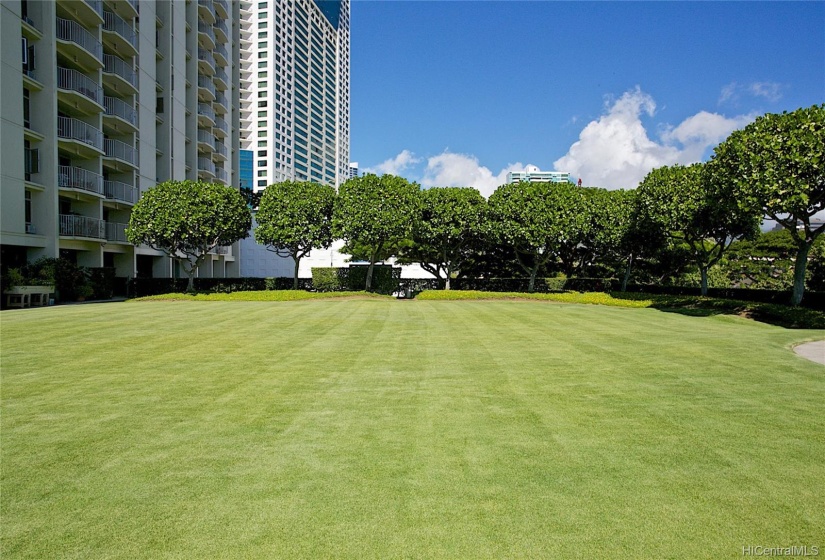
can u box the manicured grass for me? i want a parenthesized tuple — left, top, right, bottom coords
(132, 290, 392, 302)
(2, 299, 824, 558)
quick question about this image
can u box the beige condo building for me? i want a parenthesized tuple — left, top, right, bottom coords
(0, 0, 243, 282)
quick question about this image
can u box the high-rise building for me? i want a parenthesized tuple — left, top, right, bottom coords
(1, 0, 242, 281)
(506, 165, 574, 185)
(239, 0, 350, 190)
(348, 161, 358, 179)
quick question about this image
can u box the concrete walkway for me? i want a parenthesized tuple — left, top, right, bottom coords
(793, 340, 825, 366)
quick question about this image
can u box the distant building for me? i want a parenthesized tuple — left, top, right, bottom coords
(507, 165, 574, 185)
(348, 162, 359, 179)
(239, 150, 254, 192)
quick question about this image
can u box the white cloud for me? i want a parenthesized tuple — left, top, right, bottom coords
(421, 152, 530, 198)
(719, 81, 784, 105)
(364, 149, 420, 175)
(553, 87, 754, 189)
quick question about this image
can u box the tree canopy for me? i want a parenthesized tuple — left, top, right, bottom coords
(487, 181, 590, 292)
(707, 104, 825, 305)
(397, 187, 486, 289)
(126, 180, 251, 292)
(254, 180, 335, 289)
(636, 163, 759, 295)
(333, 173, 420, 291)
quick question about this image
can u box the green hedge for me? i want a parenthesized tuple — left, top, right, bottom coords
(312, 265, 402, 295)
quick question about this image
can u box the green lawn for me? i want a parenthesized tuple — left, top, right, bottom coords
(2, 299, 823, 559)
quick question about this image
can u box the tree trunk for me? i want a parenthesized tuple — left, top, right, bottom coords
(621, 254, 633, 292)
(292, 257, 301, 290)
(700, 266, 708, 297)
(791, 242, 811, 306)
(528, 265, 539, 293)
(445, 275, 451, 291)
(186, 271, 196, 293)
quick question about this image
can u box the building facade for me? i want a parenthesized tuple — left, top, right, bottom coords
(506, 165, 573, 185)
(1, 0, 243, 280)
(239, 0, 350, 190)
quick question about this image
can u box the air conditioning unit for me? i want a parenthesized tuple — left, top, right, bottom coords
(25, 223, 36, 234)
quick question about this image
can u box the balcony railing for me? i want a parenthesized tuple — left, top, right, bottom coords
(197, 76, 216, 97)
(213, 18, 229, 40)
(214, 0, 229, 17)
(211, 245, 229, 255)
(214, 116, 228, 134)
(103, 10, 137, 49)
(104, 138, 138, 166)
(214, 167, 227, 182)
(213, 141, 228, 158)
(60, 214, 105, 239)
(104, 96, 137, 125)
(213, 43, 228, 63)
(84, 0, 104, 19)
(197, 103, 215, 121)
(213, 67, 229, 87)
(103, 54, 137, 88)
(57, 67, 103, 105)
(56, 17, 103, 62)
(104, 180, 138, 204)
(197, 129, 214, 145)
(57, 116, 103, 150)
(198, 22, 215, 44)
(197, 157, 215, 175)
(105, 221, 129, 243)
(58, 165, 104, 194)
(198, 49, 215, 69)
(214, 91, 227, 110)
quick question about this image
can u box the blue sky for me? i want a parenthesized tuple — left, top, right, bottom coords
(349, 1, 825, 195)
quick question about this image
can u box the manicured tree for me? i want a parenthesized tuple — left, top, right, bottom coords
(126, 180, 251, 292)
(254, 180, 335, 289)
(636, 163, 759, 296)
(707, 104, 825, 305)
(486, 181, 590, 292)
(333, 173, 420, 291)
(397, 187, 486, 289)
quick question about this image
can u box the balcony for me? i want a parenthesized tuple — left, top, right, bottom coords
(210, 245, 229, 255)
(197, 103, 215, 127)
(103, 53, 138, 95)
(198, 21, 215, 49)
(21, 9, 42, 41)
(105, 0, 138, 20)
(104, 179, 138, 205)
(213, 18, 229, 43)
(213, 43, 229, 67)
(213, 116, 228, 138)
(197, 129, 215, 153)
(213, 91, 228, 114)
(56, 0, 104, 28)
(197, 157, 216, 178)
(198, 48, 215, 75)
(213, 67, 229, 91)
(197, 0, 215, 24)
(56, 17, 103, 71)
(60, 214, 105, 239)
(103, 138, 138, 170)
(197, 76, 216, 102)
(57, 67, 104, 115)
(58, 165, 104, 196)
(103, 10, 138, 58)
(57, 116, 104, 157)
(105, 221, 129, 243)
(103, 96, 138, 133)
(24, 148, 40, 183)
(214, 0, 229, 19)
(214, 166, 228, 184)
(212, 140, 228, 162)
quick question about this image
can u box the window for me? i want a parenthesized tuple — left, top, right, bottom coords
(258, 141, 267, 147)
(258, 111, 267, 118)
(258, 150, 267, 157)
(25, 190, 32, 224)
(257, 71, 267, 78)
(258, 21, 266, 29)
(257, 170, 266, 177)
(258, 101, 267, 107)
(258, 120, 266, 127)
(258, 160, 266, 167)
(258, 1, 266, 8)
(258, 51, 267, 58)
(258, 12, 267, 20)
(258, 81, 267, 88)
(258, 131, 266, 137)
(257, 180, 267, 187)
(258, 31, 267, 38)
(258, 91, 267, 98)
(257, 61, 266, 68)
(258, 41, 267, 49)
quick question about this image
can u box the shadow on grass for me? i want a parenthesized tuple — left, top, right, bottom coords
(609, 292, 825, 330)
